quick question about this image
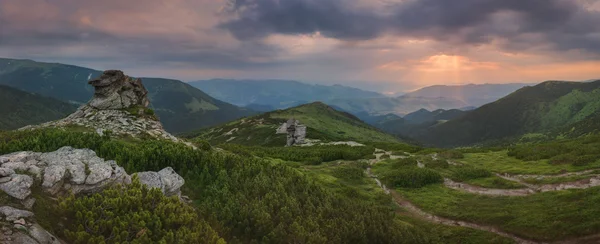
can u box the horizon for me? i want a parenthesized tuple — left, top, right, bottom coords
(4, 56, 593, 95)
(2, 0, 600, 93)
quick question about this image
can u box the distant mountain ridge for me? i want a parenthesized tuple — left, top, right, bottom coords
(0, 85, 78, 130)
(413, 80, 600, 147)
(328, 96, 469, 116)
(0, 58, 255, 133)
(327, 83, 530, 117)
(189, 79, 385, 109)
(403, 83, 533, 107)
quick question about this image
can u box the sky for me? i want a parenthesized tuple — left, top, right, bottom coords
(1, 0, 600, 93)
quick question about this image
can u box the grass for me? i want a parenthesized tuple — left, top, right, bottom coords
(522, 170, 600, 185)
(397, 185, 600, 241)
(464, 176, 526, 189)
(270, 102, 399, 143)
(302, 159, 515, 243)
(459, 150, 600, 175)
(395, 215, 516, 244)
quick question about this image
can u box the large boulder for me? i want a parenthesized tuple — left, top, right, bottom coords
(137, 167, 185, 197)
(0, 147, 184, 199)
(276, 118, 307, 146)
(88, 70, 150, 110)
(20, 70, 181, 142)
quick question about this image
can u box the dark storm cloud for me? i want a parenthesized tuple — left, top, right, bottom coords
(0, 0, 284, 70)
(220, 0, 600, 52)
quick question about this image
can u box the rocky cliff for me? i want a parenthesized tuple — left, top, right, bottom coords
(276, 118, 306, 146)
(23, 70, 178, 142)
(0, 146, 186, 243)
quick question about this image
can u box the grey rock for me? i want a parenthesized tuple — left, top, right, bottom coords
(0, 168, 15, 177)
(0, 176, 12, 183)
(0, 206, 34, 221)
(21, 198, 36, 210)
(0, 175, 33, 200)
(85, 163, 112, 185)
(42, 165, 66, 189)
(87, 70, 149, 110)
(66, 161, 86, 185)
(137, 171, 163, 190)
(13, 218, 26, 226)
(277, 118, 307, 146)
(29, 223, 61, 244)
(2, 162, 28, 172)
(11, 232, 38, 244)
(158, 167, 185, 197)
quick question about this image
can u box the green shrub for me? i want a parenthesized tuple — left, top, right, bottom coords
(426, 159, 449, 169)
(332, 165, 365, 182)
(381, 168, 443, 188)
(59, 176, 225, 244)
(390, 158, 418, 169)
(439, 150, 464, 159)
(1, 129, 418, 243)
(450, 166, 492, 182)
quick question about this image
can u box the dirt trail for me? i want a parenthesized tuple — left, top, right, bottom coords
(367, 149, 540, 243)
(367, 149, 600, 243)
(445, 174, 600, 196)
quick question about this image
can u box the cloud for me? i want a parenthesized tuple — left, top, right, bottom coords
(220, 0, 600, 53)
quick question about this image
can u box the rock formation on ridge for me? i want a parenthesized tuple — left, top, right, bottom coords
(22, 70, 178, 141)
(276, 118, 306, 146)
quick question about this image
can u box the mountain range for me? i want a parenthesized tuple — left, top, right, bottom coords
(0, 85, 77, 130)
(193, 78, 532, 118)
(0, 58, 255, 133)
(408, 80, 600, 147)
(189, 79, 386, 109)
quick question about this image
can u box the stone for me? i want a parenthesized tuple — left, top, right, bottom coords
(85, 163, 113, 185)
(42, 165, 66, 189)
(276, 118, 307, 146)
(11, 232, 37, 244)
(137, 171, 163, 190)
(0, 206, 34, 221)
(21, 198, 36, 210)
(29, 223, 61, 244)
(13, 218, 26, 226)
(158, 167, 185, 197)
(0, 175, 33, 200)
(0, 177, 12, 183)
(0, 168, 15, 177)
(87, 70, 149, 110)
(66, 161, 87, 185)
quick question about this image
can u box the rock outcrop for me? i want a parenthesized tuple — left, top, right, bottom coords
(0, 147, 184, 199)
(0, 146, 187, 243)
(22, 70, 178, 142)
(276, 118, 306, 146)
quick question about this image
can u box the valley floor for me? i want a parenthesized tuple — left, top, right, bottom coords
(363, 149, 600, 243)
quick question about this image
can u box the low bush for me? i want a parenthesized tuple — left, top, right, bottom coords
(450, 166, 492, 182)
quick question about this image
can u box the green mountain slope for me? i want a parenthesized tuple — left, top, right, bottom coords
(0, 58, 255, 133)
(403, 108, 467, 124)
(416, 80, 600, 147)
(190, 79, 385, 109)
(191, 102, 399, 146)
(0, 85, 77, 130)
